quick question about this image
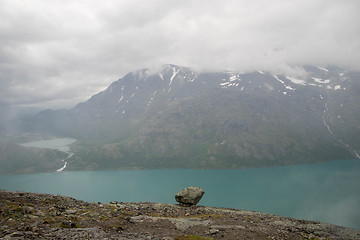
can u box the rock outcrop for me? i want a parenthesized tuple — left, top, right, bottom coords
(175, 187, 205, 206)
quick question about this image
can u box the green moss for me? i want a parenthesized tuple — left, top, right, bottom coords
(43, 216, 56, 224)
(58, 221, 81, 228)
(106, 222, 124, 231)
(121, 210, 136, 216)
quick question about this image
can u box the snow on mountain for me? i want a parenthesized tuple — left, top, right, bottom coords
(27, 64, 360, 170)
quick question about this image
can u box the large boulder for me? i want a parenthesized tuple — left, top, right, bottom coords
(175, 187, 205, 206)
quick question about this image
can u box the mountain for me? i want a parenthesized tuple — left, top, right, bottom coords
(0, 140, 68, 174)
(27, 64, 360, 170)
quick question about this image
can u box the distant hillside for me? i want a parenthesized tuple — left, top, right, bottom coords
(23, 65, 360, 170)
(0, 140, 68, 174)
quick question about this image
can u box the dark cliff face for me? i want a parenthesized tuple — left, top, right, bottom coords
(26, 65, 359, 170)
(1, 190, 359, 240)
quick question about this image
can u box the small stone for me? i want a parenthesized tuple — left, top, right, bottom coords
(175, 186, 205, 206)
(210, 229, 220, 235)
(66, 209, 77, 214)
(61, 220, 76, 228)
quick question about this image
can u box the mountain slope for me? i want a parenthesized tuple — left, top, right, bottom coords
(28, 65, 359, 170)
(0, 140, 68, 174)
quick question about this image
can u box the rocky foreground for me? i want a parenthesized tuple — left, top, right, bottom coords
(1, 190, 359, 240)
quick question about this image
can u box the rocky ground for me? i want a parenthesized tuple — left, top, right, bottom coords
(1, 190, 359, 240)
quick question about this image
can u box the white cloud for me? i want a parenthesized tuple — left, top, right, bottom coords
(0, 0, 359, 108)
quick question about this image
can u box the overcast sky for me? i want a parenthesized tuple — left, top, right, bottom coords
(1, 0, 359, 109)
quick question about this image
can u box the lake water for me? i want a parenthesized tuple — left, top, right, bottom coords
(20, 138, 76, 152)
(1, 139, 360, 229)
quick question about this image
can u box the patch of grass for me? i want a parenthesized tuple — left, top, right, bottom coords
(58, 221, 82, 228)
(121, 210, 136, 216)
(43, 216, 57, 224)
(175, 235, 214, 240)
(106, 222, 124, 231)
(100, 215, 110, 221)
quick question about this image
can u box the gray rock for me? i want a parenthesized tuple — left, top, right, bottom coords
(209, 229, 220, 235)
(175, 187, 205, 206)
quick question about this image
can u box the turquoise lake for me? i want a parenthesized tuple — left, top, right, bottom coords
(1, 139, 359, 229)
(1, 160, 359, 229)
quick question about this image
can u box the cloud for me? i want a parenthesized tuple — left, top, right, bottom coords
(0, 0, 359, 108)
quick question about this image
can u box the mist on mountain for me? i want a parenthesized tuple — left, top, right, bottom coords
(2, 65, 358, 173)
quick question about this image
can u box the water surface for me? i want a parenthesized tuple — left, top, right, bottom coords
(20, 138, 76, 152)
(1, 159, 359, 229)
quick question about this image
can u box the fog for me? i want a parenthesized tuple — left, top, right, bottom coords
(1, 0, 359, 108)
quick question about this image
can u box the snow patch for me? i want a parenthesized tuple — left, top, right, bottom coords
(286, 76, 306, 85)
(317, 66, 329, 72)
(273, 75, 285, 84)
(229, 75, 237, 82)
(118, 95, 124, 103)
(169, 67, 180, 87)
(313, 77, 323, 83)
(312, 78, 330, 84)
(189, 76, 197, 82)
(286, 86, 295, 90)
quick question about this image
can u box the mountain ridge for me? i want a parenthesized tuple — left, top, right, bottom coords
(14, 64, 360, 171)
